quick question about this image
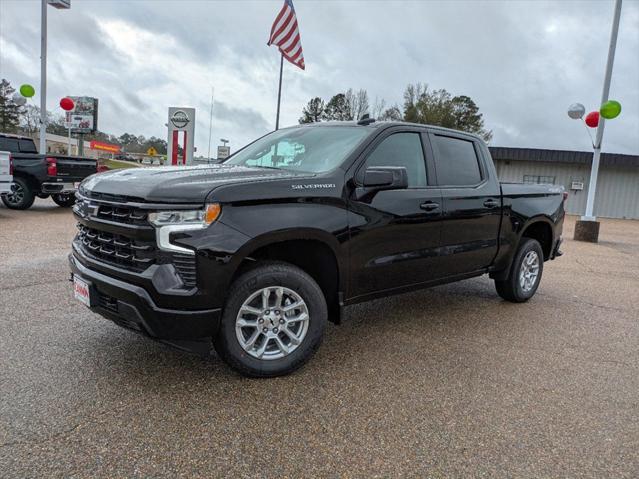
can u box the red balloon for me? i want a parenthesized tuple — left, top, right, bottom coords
(60, 97, 75, 111)
(585, 111, 599, 128)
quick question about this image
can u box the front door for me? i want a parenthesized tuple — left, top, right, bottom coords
(347, 129, 443, 299)
(428, 132, 502, 276)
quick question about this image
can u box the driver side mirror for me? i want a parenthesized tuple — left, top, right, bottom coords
(355, 166, 408, 201)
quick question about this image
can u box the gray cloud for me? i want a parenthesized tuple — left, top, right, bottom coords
(1, 0, 637, 156)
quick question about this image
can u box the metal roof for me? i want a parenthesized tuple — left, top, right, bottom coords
(489, 146, 639, 168)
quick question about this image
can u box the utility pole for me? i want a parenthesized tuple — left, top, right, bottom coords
(39, 0, 47, 154)
(574, 0, 623, 242)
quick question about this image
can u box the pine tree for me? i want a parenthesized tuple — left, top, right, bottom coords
(299, 97, 325, 124)
(0, 79, 23, 133)
(323, 93, 352, 121)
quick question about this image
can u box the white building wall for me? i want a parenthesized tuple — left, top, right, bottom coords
(494, 159, 639, 220)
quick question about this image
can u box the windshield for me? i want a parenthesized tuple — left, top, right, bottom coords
(224, 126, 370, 173)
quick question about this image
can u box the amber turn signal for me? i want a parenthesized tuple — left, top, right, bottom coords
(204, 203, 222, 224)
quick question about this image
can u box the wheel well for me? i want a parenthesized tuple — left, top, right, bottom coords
(234, 240, 340, 323)
(14, 173, 39, 192)
(521, 221, 553, 260)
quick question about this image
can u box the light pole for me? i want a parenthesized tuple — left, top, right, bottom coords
(39, 0, 70, 155)
(207, 87, 215, 163)
(574, 0, 623, 243)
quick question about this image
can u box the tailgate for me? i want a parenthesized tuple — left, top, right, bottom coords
(55, 157, 97, 181)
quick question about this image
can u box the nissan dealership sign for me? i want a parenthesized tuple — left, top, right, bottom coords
(167, 107, 195, 166)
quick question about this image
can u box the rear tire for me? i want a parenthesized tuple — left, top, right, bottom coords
(51, 193, 76, 207)
(214, 261, 327, 378)
(1, 178, 35, 210)
(495, 238, 544, 303)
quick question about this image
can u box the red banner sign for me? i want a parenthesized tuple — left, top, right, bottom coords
(90, 141, 120, 153)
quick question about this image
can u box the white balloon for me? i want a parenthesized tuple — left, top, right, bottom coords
(567, 103, 585, 120)
(12, 93, 27, 106)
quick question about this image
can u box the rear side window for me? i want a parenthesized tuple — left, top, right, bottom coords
(0, 138, 19, 152)
(364, 132, 427, 187)
(18, 139, 37, 153)
(432, 135, 482, 186)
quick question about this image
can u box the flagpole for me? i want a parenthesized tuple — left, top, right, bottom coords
(275, 53, 284, 130)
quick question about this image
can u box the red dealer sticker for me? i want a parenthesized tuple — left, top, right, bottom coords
(73, 276, 92, 307)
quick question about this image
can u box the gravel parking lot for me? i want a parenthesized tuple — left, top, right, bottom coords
(1, 199, 638, 478)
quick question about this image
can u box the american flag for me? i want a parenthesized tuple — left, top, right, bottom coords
(267, 0, 305, 70)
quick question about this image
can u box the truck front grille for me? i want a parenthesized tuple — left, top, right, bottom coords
(76, 223, 197, 288)
(96, 204, 148, 226)
(77, 224, 156, 271)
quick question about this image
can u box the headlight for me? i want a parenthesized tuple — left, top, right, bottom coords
(148, 204, 221, 255)
(148, 204, 221, 226)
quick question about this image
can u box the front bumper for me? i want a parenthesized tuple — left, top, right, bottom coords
(69, 253, 221, 340)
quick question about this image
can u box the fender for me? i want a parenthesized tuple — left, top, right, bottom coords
(490, 214, 557, 281)
(231, 227, 346, 291)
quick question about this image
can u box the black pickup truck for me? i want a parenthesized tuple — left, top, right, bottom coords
(0, 133, 97, 209)
(70, 120, 564, 377)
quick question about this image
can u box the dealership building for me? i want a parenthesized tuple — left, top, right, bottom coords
(489, 147, 639, 220)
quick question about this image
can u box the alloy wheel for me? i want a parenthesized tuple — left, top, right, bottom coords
(519, 250, 540, 292)
(5, 183, 24, 205)
(235, 286, 309, 360)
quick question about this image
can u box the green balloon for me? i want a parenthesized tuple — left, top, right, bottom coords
(20, 84, 35, 98)
(600, 100, 621, 120)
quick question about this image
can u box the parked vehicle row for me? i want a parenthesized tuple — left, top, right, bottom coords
(69, 119, 565, 377)
(0, 133, 97, 210)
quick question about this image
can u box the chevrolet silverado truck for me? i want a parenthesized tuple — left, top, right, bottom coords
(0, 150, 12, 195)
(0, 133, 97, 209)
(69, 120, 564, 377)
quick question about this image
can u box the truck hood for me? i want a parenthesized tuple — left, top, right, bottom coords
(81, 164, 312, 203)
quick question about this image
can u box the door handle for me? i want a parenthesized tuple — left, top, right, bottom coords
(484, 199, 499, 208)
(420, 201, 440, 211)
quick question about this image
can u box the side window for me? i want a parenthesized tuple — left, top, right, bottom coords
(363, 132, 427, 187)
(432, 135, 482, 186)
(18, 139, 37, 153)
(2, 139, 19, 153)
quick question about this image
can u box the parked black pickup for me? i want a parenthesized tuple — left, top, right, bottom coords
(69, 120, 564, 377)
(0, 133, 97, 209)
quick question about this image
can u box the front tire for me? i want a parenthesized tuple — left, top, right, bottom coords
(214, 261, 327, 378)
(51, 193, 76, 207)
(1, 178, 35, 210)
(495, 238, 544, 303)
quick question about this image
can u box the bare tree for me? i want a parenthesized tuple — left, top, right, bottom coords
(20, 104, 41, 136)
(345, 88, 370, 121)
(371, 96, 386, 119)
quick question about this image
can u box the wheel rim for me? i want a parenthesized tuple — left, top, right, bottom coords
(235, 286, 309, 360)
(5, 183, 24, 205)
(519, 250, 540, 292)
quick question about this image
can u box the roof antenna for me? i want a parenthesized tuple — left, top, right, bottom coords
(357, 114, 376, 126)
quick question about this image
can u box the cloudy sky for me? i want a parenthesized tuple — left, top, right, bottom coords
(1, 0, 638, 156)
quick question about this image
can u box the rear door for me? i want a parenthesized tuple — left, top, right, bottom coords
(428, 131, 501, 276)
(347, 127, 444, 298)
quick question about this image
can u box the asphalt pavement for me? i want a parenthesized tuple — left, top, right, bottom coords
(1, 199, 638, 478)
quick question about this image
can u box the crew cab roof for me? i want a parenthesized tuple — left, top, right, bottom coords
(292, 120, 485, 142)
